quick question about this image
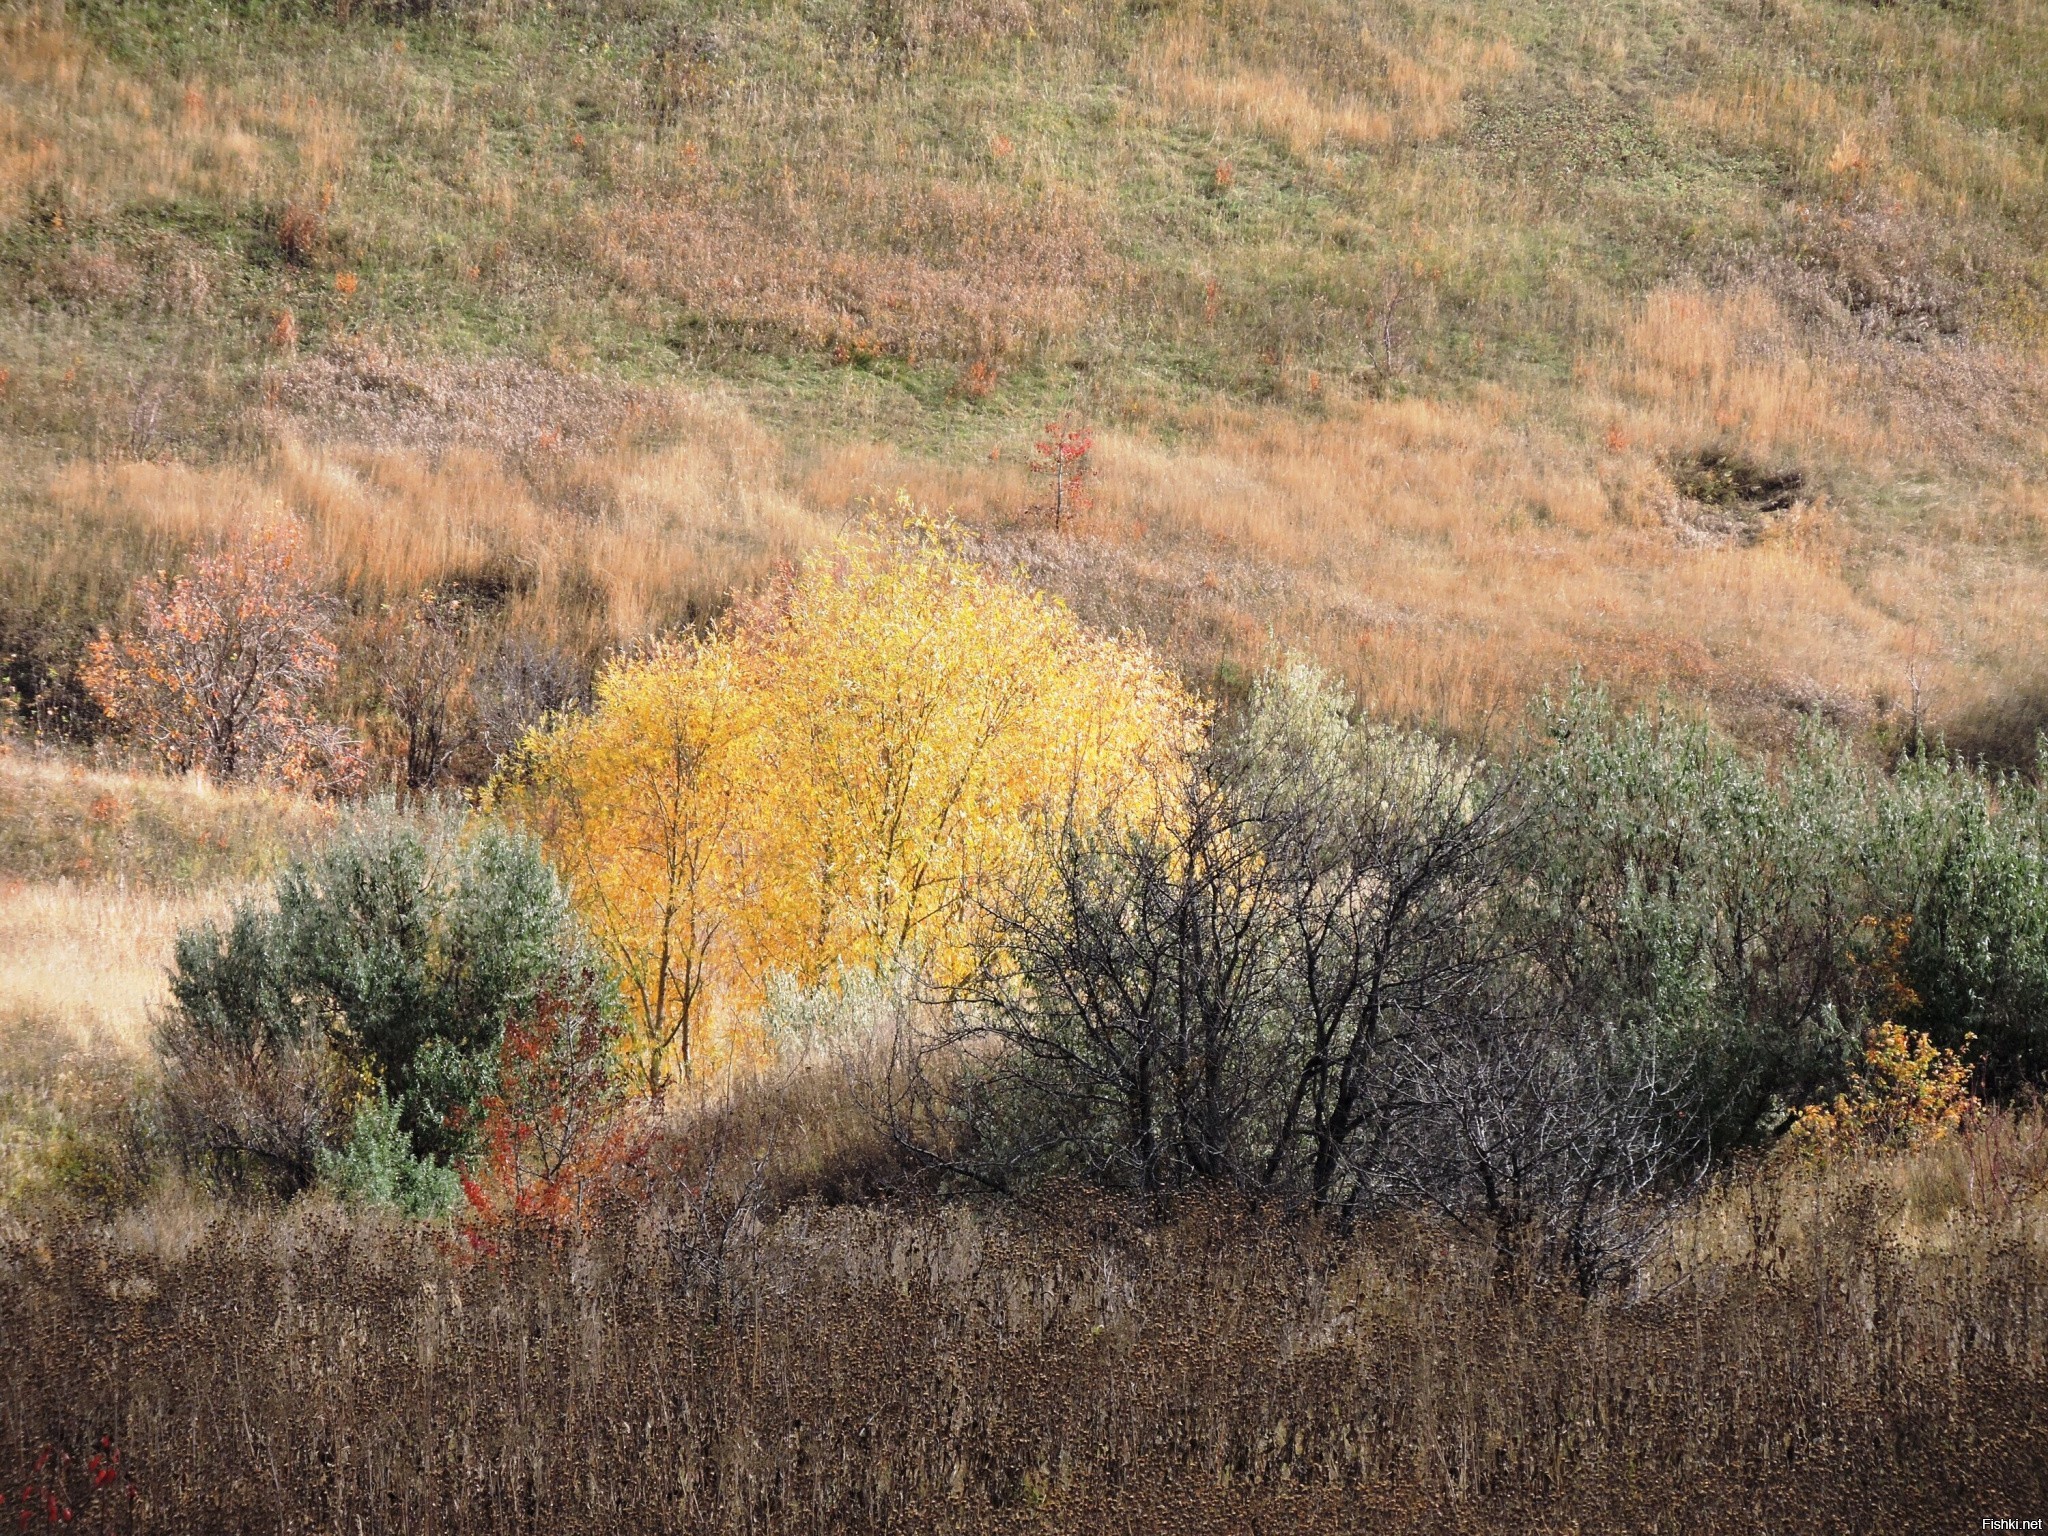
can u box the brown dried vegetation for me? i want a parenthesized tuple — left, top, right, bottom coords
(1, 1107, 2044, 1531)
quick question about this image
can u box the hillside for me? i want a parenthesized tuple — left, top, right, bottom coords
(3, 0, 2047, 761)
(6, 7, 2048, 1514)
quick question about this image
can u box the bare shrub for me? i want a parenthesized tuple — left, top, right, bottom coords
(946, 776, 1294, 1192)
(942, 662, 1540, 1214)
(156, 975, 345, 1200)
(374, 591, 477, 797)
(1387, 1009, 1700, 1293)
(467, 629, 589, 769)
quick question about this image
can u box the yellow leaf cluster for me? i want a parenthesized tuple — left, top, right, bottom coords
(1789, 1021, 1978, 1158)
(497, 517, 1203, 1095)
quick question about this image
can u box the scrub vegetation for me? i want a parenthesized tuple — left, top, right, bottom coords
(4, 0, 2047, 1525)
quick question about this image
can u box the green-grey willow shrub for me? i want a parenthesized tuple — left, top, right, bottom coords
(1880, 751, 2048, 1095)
(160, 808, 610, 1194)
(1512, 692, 1874, 1150)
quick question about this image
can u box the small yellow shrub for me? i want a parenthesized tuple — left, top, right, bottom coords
(1790, 1021, 1977, 1157)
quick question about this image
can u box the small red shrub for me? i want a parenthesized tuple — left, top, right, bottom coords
(10, 1438, 137, 1529)
(459, 981, 650, 1237)
(1029, 419, 1092, 533)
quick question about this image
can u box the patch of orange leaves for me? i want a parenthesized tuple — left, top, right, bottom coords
(1790, 1021, 1977, 1157)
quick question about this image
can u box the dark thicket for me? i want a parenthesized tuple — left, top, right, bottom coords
(948, 663, 1521, 1202)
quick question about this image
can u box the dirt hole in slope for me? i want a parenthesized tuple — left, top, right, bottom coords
(1664, 447, 1805, 546)
(1672, 448, 1804, 513)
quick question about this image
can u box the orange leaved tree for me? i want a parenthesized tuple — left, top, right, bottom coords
(81, 525, 363, 794)
(499, 517, 1202, 1093)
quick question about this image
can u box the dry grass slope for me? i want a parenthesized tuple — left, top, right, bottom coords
(0, 751, 318, 1204)
(2, 0, 2047, 748)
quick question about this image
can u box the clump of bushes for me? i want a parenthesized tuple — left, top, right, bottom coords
(885, 666, 2048, 1289)
(12, 513, 595, 803)
(158, 809, 615, 1205)
(137, 647, 2048, 1292)
(1520, 695, 2048, 1121)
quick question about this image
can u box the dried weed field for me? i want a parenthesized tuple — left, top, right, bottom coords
(7, 1124, 2048, 1533)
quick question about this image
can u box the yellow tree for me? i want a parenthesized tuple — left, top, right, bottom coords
(732, 519, 1200, 991)
(502, 516, 1201, 1093)
(497, 637, 755, 1101)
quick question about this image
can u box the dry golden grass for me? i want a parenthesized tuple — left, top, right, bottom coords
(0, 880, 222, 1060)
(27, 288, 2045, 751)
(809, 301, 2048, 742)
(0, 751, 313, 1207)
(36, 389, 830, 649)
(1598, 284, 1867, 461)
(1670, 5, 2048, 234)
(0, 9, 353, 224)
(1139, 4, 1522, 156)
(0, 750, 311, 1056)
(1666, 1109, 2048, 1282)
(0, 750, 320, 884)
(593, 173, 1116, 367)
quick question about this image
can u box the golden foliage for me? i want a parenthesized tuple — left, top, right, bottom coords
(501, 516, 1203, 1093)
(1791, 1022, 1978, 1157)
(498, 632, 756, 1097)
